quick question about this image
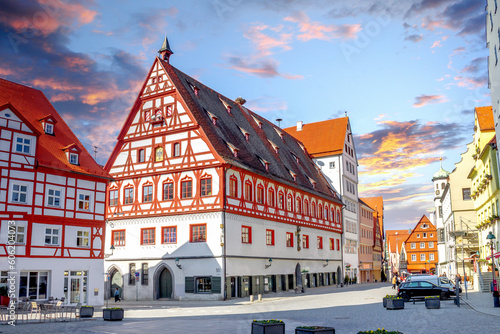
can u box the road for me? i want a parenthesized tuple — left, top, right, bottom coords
(4, 283, 498, 334)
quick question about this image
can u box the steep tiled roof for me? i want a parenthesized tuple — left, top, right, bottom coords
(283, 118, 348, 157)
(159, 60, 340, 203)
(360, 196, 384, 233)
(476, 106, 494, 131)
(0, 78, 111, 179)
(386, 229, 411, 253)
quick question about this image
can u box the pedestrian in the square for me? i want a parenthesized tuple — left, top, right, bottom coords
(114, 287, 121, 302)
(392, 275, 397, 289)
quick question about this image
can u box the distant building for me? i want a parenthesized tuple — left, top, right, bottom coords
(358, 199, 375, 282)
(104, 37, 344, 301)
(404, 216, 438, 274)
(0, 78, 111, 305)
(386, 229, 411, 277)
(432, 161, 449, 276)
(284, 118, 360, 282)
(361, 196, 385, 280)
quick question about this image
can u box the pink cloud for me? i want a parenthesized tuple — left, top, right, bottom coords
(413, 94, 448, 108)
(285, 11, 361, 41)
(50, 93, 74, 102)
(227, 56, 303, 80)
(243, 24, 292, 58)
(431, 40, 442, 48)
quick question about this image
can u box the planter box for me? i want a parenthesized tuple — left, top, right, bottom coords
(251, 322, 285, 334)
(296, 326, 335, 333)
(386, 299, 404, 310)
(383, 298, 387, 308)
(425, 299, 440, 309)
(80, 306, 94, 318)
(103, 308, 124, 321)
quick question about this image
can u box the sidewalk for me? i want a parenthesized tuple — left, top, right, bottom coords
(460, 289, 500, 317)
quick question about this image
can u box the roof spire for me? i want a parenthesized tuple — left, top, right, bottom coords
(158, 35, 173, 62)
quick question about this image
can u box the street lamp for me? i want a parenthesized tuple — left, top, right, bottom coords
(486, 231, 499, 307)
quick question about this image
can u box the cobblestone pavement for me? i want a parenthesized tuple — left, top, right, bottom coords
(2, 283, 499, 334)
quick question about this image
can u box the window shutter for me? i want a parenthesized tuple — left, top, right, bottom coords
(211, 276, 222, 294)
(185, 277, 194, 293)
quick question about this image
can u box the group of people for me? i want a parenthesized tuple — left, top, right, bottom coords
(391, 274, 407, 289)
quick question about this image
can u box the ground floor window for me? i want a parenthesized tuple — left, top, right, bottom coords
(63, 270, 88, 304)
(196, 277, 212, 293)
(19, 271, 48, 300)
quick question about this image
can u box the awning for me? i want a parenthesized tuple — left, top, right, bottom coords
(486, 252, 500, 260)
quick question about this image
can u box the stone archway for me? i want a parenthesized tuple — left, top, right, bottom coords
(108, 266, 123, 299)
(153, 263, 175, 300)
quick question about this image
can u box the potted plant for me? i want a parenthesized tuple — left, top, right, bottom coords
(252, 319, 285, 334)
(296, 326, 335, 333)
(383, 295, 397, 308)
(80, 305, 94, 318)
(425, 296, 440, 309)
(358, 329, 403, 334)
(103, 307, 124, 321)
(386, 297, 404, 310)
(0, 286, 9, 307)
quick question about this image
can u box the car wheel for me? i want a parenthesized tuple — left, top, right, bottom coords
(440, 292, 448, 300)
(401, 294, 410, 302)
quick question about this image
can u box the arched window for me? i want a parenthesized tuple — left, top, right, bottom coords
(229, 176, 238, 197)
(296, 197, 301, 214)
(331, 208, 335, 222)
(278, 191, 284, 209)
(181, 176, 193, 199)
(257, 184, 264, 204)
(268, 188, 275, 207)
(324, 206, 329, 221)
(336, 209, 341, 223)
(304, 200, 309, 216)
(163, 180, 174, 200)
(287, 194, 293, 211)
(311, 202, 316, 218)
(200, 176, 212, 197)
(318, 204, 323, 219)
(244, 180, 253, 201)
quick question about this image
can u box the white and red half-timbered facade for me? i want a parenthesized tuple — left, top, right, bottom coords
(0, 79, 111, 305)
(104, 37, 343, 301)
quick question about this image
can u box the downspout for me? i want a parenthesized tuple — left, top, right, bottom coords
(222, 165, 232, 301)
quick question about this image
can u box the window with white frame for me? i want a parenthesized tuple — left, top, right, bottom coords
(69, 153, 79, 165)
(329, 161, 335, 169)
(14, 134, 32, 154)
(76, 230, 89, 247)
(11, 184, 28, 203)
(420, 242, 425, 248)
(11, 224, 26, 244)
(47, 188, 62, 207)
(429, 241, 434, 248)
(411, 242, 416, 249)
(77, 192, 91, 211)
(45, 228, 59, 245)
(45, 123, 54, 135)
(429, 253, 435, 261)
(411, 254, 416, 261)
(420, 253, 425, 261)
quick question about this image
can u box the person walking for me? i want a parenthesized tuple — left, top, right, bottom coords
(114, 287, 121, 302)
(392, 275, 397, 289)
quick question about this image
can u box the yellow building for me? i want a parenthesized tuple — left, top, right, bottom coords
(468, 106, 499, 272)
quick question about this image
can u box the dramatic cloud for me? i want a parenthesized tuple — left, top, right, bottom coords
(243, 23, 292, 58)
(226, 56, 303, 80)
(285, 11, 361, 41)
(413, 94, 448, 108)
(405, 34, 423, 42)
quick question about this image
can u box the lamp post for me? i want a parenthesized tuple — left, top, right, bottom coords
(486, 231, 499, 307)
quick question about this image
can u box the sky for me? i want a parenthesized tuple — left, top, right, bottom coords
(0, 0, 490, 231)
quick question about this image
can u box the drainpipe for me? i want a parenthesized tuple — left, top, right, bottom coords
(222, 165, 231, 301)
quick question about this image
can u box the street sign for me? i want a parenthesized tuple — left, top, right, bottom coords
(135, 272, 140, 277)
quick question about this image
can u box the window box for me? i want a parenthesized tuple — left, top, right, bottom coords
(386, 298, 404, 310)
(295, 326, 335, 333)
(425, 297, 440, 309)
(103, 308, 124, 321)
(80, 305, 94, 318)
(251, 320, 285, 334)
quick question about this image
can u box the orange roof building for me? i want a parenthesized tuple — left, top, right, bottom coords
(0, 78, 111, 305)
(386, 229, 411, 276)
(404, 215, 438, 274)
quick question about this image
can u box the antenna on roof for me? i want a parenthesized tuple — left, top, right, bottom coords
(345, 110, 348, 117)
(276, 118, 282, 127)
(93, 146, 98, 161)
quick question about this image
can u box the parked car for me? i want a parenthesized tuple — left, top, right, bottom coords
(406, 274, 461, 295)
(397, 280, 452, 301)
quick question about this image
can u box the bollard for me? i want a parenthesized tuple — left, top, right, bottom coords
(258, 294, 262, 301)
(250, 295, 254, 302)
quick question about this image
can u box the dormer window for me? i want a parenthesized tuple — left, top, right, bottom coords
(239, 128, 250, 141)
(220, 98, 232, 114)
(69, 153, 79, 165)
(258, 156, 270, 171)
(63, 143, 81, 166)
(275, 128, 283, 139)
(39, 115, 57, 135)
(227, 143, 239, 158)
(252, 115, 263, 129)
(206, 110, 218, 125)
(268, 140, 279, 154)
(189, 82, 199, 97)
(45, 123, 54, 135)
(289, 171, 297, 182)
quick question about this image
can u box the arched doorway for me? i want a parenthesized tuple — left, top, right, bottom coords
(109, 267, 123, 299)
(295, 263, 302, 288)
(154, 265, 173, 300)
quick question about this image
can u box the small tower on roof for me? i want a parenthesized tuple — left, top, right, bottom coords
(158, 35, 173, 62)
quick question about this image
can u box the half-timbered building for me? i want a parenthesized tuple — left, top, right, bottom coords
(104, 37, 344, 300)
(0, 79, 111, 305)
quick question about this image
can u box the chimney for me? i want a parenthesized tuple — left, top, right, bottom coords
(408, 228, 411, 234)
(296, 121, 303, 131)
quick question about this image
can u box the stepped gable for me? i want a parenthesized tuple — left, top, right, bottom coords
(161, 60, 340, 203)
(0, 78, 110, 178)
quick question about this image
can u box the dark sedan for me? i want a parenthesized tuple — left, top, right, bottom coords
(397, 281, 451, 301)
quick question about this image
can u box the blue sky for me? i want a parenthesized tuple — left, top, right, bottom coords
(0, 0, 489, 230)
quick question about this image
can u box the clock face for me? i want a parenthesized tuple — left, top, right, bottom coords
(435, 190, 440, 195)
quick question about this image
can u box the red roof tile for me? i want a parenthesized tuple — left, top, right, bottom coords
(476, 106, 494, 131)
(0, 78, 111, 179)
(386, 229, 411, 253)
(283, 118, 349, 157)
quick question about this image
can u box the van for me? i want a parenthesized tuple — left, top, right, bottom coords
(406, 274, 460, 295)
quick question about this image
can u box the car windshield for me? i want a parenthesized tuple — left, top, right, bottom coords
(439, 277, 450, 284)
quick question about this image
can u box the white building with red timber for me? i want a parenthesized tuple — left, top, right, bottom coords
(104, 37, 344, 301)
(0, 79, 111, 305)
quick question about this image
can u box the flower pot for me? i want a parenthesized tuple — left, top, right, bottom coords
(425, 298, 440, 309)
(251, 322, 285, 334)
(295, 326, 335, 333)
(103, 308, 124, 321)
(386, 299, 404, 310)
(80, 306, 94, 318)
